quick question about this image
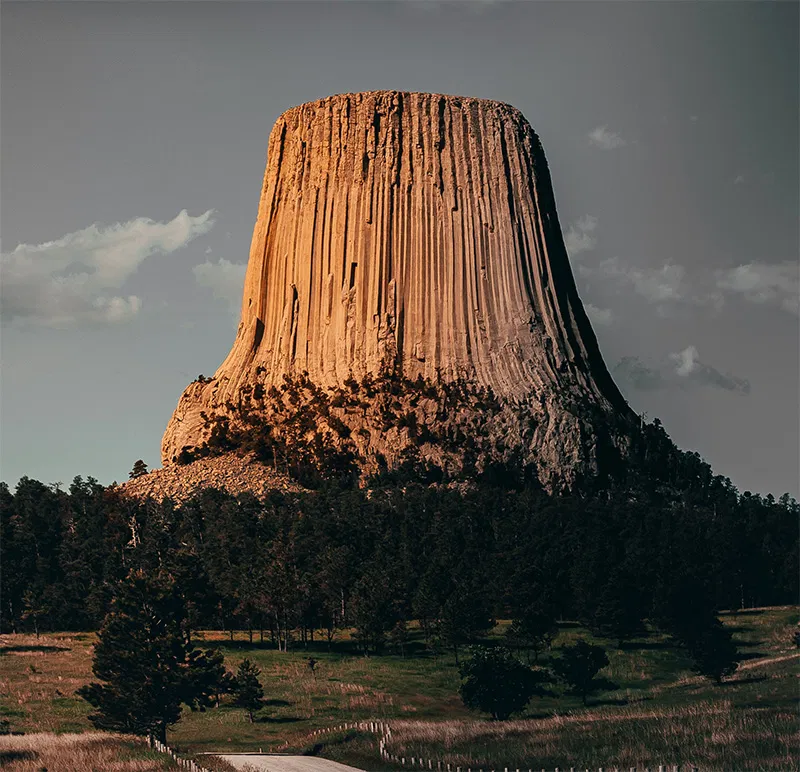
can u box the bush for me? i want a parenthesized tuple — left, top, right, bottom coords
(458, 646, 550, 720)
(686, 619, 739, 683)
(553, 639, 616, 705)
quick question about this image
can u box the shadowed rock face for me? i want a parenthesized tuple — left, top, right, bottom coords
(162, 92, 633, 486)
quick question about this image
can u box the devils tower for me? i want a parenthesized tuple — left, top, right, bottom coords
(162, 92, 634, 489)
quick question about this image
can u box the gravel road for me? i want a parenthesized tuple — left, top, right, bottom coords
(213, 755, 364, 772)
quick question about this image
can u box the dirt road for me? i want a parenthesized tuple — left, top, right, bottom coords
(213, 755, 364, 772)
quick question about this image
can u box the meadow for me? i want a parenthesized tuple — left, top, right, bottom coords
(0, 607, 797, 771)
(0, 732, 180, 771)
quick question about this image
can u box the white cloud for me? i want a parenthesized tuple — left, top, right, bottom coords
(193, 258, 247, 314)
(671, 344, 700, 377)
(669, 345, 751, 394)
(615, 348, 750, 395)
(599, 257, 688, 304)
(588, 126, 626, 150)
(585, 303, 612, 326)
(1, 210, 215, 327)
(564, 214, 598, 258)
(716, 262, 799, 315)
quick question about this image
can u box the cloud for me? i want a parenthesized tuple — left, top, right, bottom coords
(2, 210, 215, 327)
(613, 357, 665, 391)
(405, 0, 507, 15)
(193, 258, 247, 314)
(564, 215, 598, 258)
(669, 345, 751, 394)
(716, 261, 799, 315)
(733, 174, 745, 185)
(599, 257, 689, 304)
(588, 126, 626, 150)
(584, 303, 612, 326)
(614, 347, 750, 395)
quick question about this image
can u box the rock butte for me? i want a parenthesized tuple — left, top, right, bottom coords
(162, 91, 633, 484)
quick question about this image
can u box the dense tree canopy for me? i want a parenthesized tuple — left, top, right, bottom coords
(0, 419, 797, 663)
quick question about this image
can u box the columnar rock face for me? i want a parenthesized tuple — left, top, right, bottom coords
(162, 92, 633, 486)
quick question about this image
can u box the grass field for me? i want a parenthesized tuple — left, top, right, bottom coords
(0, 732, 179, 771)
(1, 607, 797, 770)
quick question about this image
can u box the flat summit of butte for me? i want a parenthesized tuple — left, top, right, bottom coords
(159, 91, 636, 493)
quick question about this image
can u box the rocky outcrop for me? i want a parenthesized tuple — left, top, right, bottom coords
(119, 452, 304, 504)
(161, 91, 634, 489)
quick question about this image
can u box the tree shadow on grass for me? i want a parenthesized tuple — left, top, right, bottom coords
(590, 695, 641, 707)
(215, 640, 276, 652)
(721, 609, 764, 617)
(0, 751, 38, 762)
(619, 640, 673, 651)
(722, 674, 768, 686)
(263, 699, 291, 707)
(0, 645, 70, 654)
(737, 651, 767, 661)
(258, 715, 306, 724)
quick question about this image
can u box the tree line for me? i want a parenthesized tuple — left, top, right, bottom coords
(1, 416, 796, 652)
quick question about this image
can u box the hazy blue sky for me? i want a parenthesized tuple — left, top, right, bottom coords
(2, 1, 798, 497)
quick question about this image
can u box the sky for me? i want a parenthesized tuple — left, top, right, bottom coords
(1, 0, 798, 497)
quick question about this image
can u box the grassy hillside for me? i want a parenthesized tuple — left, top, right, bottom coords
(1, 607, 797, 770)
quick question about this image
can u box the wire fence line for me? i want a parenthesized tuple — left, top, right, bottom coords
(297, 720, 701, 772)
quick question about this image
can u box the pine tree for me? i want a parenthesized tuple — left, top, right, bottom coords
(186, 648, 234, 708)
(77, 569, 227, 742)
(351, 562, 401, 656)
(129, 460, 149, 479)
(440, 584, 494, 665)
(588, 571, 646, 647)
(686, 619, 739, 683)
(233, 659, 264, 722)
(553, 639, 616, 705)
(505, 605, 558, 663)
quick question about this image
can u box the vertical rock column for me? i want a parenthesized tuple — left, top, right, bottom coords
(162, 91, 629, 466)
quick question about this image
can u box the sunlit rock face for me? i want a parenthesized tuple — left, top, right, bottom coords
(162, 92, 634, 488)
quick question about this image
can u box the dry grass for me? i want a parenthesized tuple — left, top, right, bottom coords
(376, 699, 798, 770)
(0, 732, 177, 771)
(1, 607, 797, 770)
(0, 632, 96, 733)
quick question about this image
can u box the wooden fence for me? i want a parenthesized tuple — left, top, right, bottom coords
(148, 736, 212, 772)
